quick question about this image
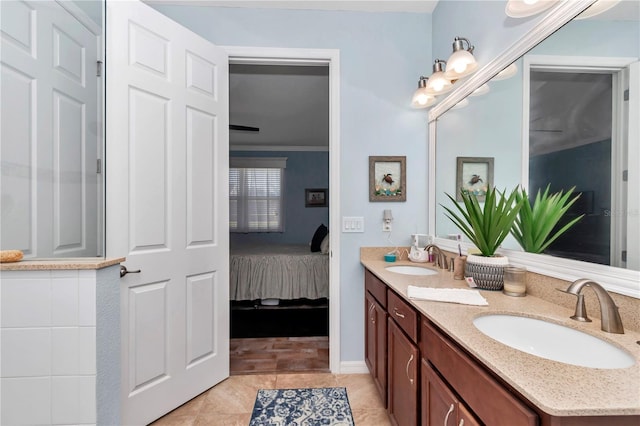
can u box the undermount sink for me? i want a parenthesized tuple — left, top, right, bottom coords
(385, 265, 438, 276)
(473, 314, 635, 369)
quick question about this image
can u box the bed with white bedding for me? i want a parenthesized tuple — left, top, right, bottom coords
(230, 244, 329, 301)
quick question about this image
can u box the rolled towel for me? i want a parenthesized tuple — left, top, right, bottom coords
(407, 285, 488, 306)
(0, 250, 24, 263)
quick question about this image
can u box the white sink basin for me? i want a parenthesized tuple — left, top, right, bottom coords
(385, 265, 437, 276)
(473, 314, 635, 369)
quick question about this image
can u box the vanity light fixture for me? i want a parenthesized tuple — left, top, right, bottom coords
(574, 0, 621, 20)
(425, 59, 453, 95)
(505, 0, 558, 18)
(491, 62, 518, 81)
(451, 98, 469, 110)
(470, 83, 490, 97)
(411, 76, 437, 108)
(444, 37, 478, 80)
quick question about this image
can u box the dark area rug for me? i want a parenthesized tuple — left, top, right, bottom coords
(250, 387, 354, 426)
(231, 299, 329, 338)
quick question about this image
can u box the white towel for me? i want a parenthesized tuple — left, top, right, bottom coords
(407, 286, 488, 306)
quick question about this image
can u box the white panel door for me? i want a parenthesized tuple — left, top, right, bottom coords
(0, 0, 98, 257)
(626, 62, 639, 269)
(105, 1, 229, 425)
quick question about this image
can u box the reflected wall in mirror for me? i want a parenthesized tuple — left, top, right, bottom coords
(0, 0, 104, 258)
(435, 2, 639, 272)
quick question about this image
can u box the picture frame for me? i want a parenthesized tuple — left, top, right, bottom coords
(456, 157, 494, 201)
(305, 188, 328, 207)
(369, 156, 406, 202)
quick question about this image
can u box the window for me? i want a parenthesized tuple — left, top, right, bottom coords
(229, 157, 286, 232)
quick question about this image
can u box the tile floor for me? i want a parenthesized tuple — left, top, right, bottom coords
(230, 337, 329, 375)
(151, 373, 391, 425)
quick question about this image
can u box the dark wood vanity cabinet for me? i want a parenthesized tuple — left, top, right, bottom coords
(365, 270, 388, 406)
(388, 317, 419, 426)
(421, 359, 481, 426)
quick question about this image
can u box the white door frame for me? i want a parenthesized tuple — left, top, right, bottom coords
(522, 55, 637, 268)
(224, 46, 341, 372)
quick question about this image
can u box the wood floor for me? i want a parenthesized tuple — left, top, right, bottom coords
(230, 336, 329, 375)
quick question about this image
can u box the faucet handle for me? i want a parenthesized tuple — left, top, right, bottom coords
(570, 294, 592, 323)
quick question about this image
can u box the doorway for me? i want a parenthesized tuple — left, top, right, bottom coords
(225, 46, 341, 374)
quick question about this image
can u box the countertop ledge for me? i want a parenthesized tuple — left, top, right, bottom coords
(0, 257, 125, 271)
(361, 255, 640, 418)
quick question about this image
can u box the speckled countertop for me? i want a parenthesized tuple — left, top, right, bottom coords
(0, 257, 125, 271)
(361, 249, 640, 417)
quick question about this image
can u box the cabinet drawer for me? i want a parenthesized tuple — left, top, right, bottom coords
(387, 289, 418, 343)
(365, 269, 387, 308)
(422, 319, 537, 426)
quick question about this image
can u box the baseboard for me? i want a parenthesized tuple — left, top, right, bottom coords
(337, 360, 369, 374)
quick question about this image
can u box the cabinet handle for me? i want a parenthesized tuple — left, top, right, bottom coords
(405, 354, 414, 385)
(369, 303, 376, 324)
(394, 308, 405, 318)
(444, 404, 454, 426)
(458, 420, 464, 426)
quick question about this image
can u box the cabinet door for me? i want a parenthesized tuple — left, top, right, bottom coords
(457, 404, 481, 426)
(365, 292, 387, 406)
(422, 359, 458, 426)
(388, 318, 419, 426)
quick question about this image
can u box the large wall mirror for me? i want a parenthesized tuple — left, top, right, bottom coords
(1, 0, 104, 258)
(429, 0, 640, 297)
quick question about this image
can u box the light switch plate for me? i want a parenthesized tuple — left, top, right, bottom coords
(342, 216, 364, 233)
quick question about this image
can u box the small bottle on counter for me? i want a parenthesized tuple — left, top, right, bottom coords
(503, 266, 527, 296)
(453, 256, 466, 280)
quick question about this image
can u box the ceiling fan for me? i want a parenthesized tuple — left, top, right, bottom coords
(229, 124, 259, 132)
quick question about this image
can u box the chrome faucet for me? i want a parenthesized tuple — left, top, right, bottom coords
(424, 244, 449, 270)
(564, 279, 624, 334)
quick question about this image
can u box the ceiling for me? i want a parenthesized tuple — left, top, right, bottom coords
(229, 64, 330, 151)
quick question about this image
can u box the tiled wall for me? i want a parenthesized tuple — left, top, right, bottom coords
(1, 269, 98, 425)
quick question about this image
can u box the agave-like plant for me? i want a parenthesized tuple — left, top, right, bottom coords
(441, 186, 524, 257)
(511, 185, 584, 254)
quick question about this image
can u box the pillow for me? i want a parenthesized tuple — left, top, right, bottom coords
(320, 234, 330, 254)
(310, 224, 328, 252)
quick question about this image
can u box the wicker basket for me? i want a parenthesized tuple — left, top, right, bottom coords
(464, 254, 509, 291)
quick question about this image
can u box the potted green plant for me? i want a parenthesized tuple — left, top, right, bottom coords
(442, 186, 524, 290)
(511, 185, 584, 254)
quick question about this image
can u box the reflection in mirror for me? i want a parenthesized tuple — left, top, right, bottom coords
(1, 0, 104, 258)
(435, 1, 639, 272)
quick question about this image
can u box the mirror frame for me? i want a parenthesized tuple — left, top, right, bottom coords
(427, 0, 640, 298)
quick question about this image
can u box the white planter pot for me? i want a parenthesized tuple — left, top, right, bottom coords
(464, 254, 509, 291)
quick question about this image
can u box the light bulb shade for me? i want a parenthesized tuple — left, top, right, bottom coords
(444, 38, 478, 79)
(492, 63, 518, 81)
(425, 61, 453, 95)
(451, 98, 469, 110)
(575, 0, 621, 20)
(411, 88, 436, 108)
(470, 83, 490, 97)
(505, 0, 558, 18)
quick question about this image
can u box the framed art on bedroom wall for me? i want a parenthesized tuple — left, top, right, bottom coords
(305, 188, 328, 207)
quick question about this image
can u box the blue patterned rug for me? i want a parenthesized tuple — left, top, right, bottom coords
(249, 387, 355, 426)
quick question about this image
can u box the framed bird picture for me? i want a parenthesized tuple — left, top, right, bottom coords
(369, 156, 406, 202)
(456, 157, 494, 202)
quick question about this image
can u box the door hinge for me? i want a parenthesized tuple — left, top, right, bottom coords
(97, 60, 103, 77)
(97, 159, 102, 174)
(621, 250, 627, 263)
(622, 170, 628, 182)
(624, 89, 629, 101)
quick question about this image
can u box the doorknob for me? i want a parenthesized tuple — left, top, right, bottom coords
(120, 265, 141, 278)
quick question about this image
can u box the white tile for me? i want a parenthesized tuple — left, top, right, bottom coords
(52, 276, 79, 326)
(0, 328, 51, 377)
(51, 376, 96, 424)
(78, 375, 97, 423)
(50, 269, 78, 279)
(1, 278, 51, 327)
(79, 327, 96, 374)
(78, 278, 96, 326)
(52, 328, 80, 375)
(1, 377, 51, 425)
